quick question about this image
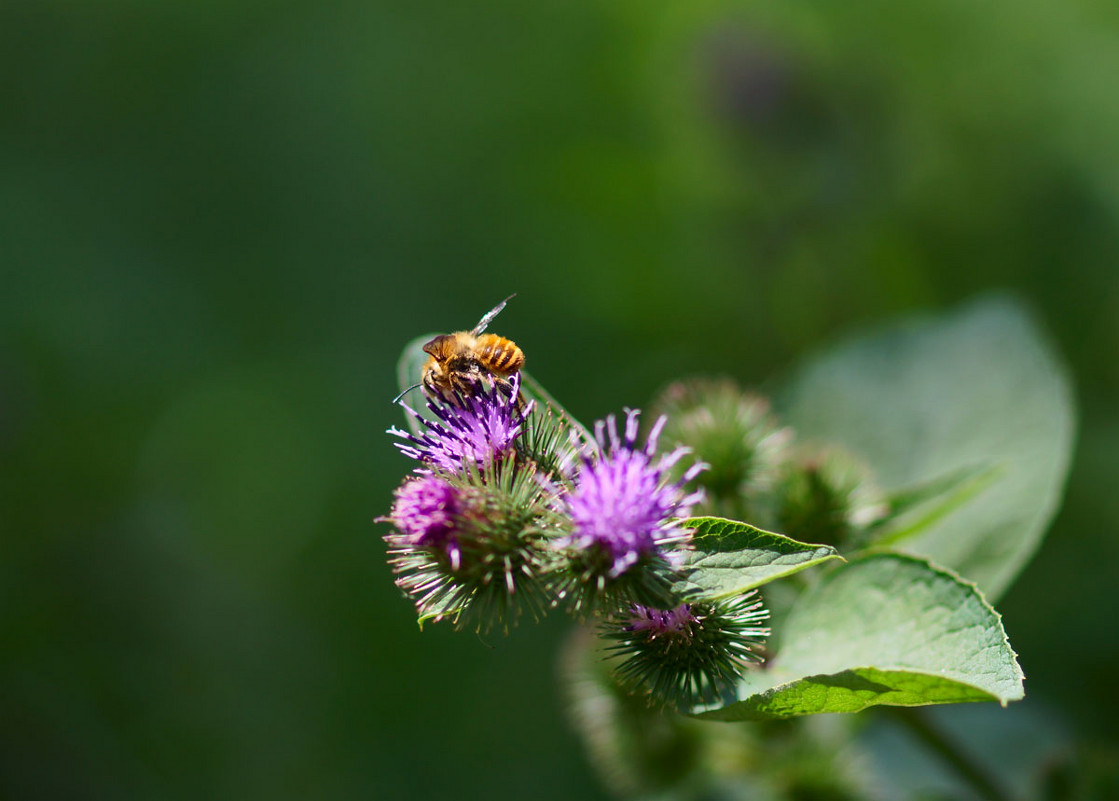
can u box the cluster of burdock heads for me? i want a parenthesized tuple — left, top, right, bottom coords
(380, 371, 887, 711)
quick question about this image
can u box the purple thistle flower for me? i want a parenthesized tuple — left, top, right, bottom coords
(627, 603, 699, 637)
(381, 466, 558, 634)
(603, 593, 771, 709)
(390, 475, 461, 549)
(389, 374, 533, 473)
(384, 475, 465, 572)
(563, 409, 706, 578)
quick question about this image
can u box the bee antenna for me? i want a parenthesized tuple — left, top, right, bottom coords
(392, 383, 422, 404)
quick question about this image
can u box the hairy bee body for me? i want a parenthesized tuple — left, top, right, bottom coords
(420, 298, 525, 404)
(472, 333, 524, 374)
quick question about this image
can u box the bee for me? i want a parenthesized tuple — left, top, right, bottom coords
(416, 295, 525, 405)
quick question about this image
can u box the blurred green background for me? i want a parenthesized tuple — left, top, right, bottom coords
(3, 1, 1118, 798)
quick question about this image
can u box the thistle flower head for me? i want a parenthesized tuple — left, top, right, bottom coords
(382, 457, 561, 634)
(389, 475, 461, 551)
(603, 593, 771, 710)
(556, 409, 706, 616)
(626, 603, 699, 637)
(390, 374, 533, 473)
(565, 409, 706, 575)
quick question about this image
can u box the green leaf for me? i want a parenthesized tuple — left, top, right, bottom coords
(860, 703, 1075, 801)
(698, 554, 1024, 721)
(775, 295, 1075, 600)
(675, 517, 843, 599)
(872, 462, 1003, 547)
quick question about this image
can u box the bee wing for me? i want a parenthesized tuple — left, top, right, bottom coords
(470, 293, 516, 335)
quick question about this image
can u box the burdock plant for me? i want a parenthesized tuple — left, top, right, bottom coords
(381, 296, 1076, 800)
(382, 375, 562, 633)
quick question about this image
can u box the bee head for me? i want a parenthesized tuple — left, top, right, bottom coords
(420, 356, 444, 392)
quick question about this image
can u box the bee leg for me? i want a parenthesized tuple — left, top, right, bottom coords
(492, 374, 527, 410)
(448, 372, 483, 406)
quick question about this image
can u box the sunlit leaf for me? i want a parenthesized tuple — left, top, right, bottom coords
(674, 517, 843, 599)
(699, 554, 1023, 721)
(775, 295, 1075, 600)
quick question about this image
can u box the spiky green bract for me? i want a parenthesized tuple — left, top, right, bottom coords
(772, 444, 888, 548)
(602, 592, 771, 711)
(515, 403, 583, 482)
(553, 543, 683, 623)
(651, 378, 791, 522)
(385, 454, 565, 634)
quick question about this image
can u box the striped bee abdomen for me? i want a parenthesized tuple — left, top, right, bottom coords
(473, 333, 525, 375)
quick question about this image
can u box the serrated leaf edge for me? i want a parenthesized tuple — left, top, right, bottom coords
(695, 551, 1025, 720)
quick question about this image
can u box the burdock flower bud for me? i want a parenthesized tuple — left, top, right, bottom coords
(773, 444, 888, 548)
(556, 409, 706, 618)
(651, 378, 790, 522)
(382, 462, 562, 634)
(602, 592, 770, 710)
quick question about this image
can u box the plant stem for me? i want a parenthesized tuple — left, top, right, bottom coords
(887, 707, 1013, 801)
